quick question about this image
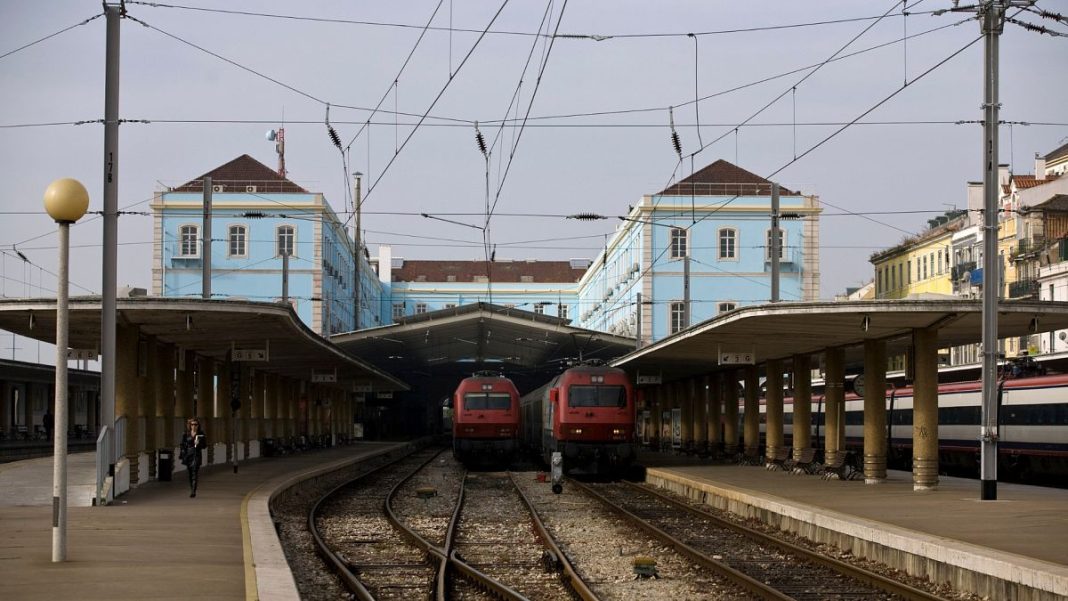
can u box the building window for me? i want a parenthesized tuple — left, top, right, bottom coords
(533, 304, 545, 315)
(415, 303, 428, 315)
(228, 225, 247, 257)
(670, 228, 687, 259)
(670, 301, 686, 334)
(179, 225, 199, 257)
(891, 265, 896, 290)
(444, 303, 457, 309)
(718, 228, 737, 259)
(718, 302, 736, 313)
(922, 258, 928, 280)
(765, 229, 785, 260)
(558, 304, 569, 319)
(277, 225, 295, 257)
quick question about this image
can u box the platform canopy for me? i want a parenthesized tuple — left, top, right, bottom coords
(332, 302, 636, 388)
(0, 297, 407, 391)
(614, 299, 1068, 383)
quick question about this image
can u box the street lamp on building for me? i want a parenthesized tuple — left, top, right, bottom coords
(43, 177, 90, 562)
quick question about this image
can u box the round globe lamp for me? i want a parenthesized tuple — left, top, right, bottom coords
(42, 177, 88, 562)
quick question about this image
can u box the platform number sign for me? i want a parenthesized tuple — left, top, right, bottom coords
(718, 350, 754, 365)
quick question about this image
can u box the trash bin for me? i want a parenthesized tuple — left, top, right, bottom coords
(158, 448, 173, 482)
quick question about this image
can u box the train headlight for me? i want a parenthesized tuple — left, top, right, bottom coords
(463, 427, 475, 433)
(498, 428, 512, 435)
(612, 428, 625, 435)
(570, 428, 583, 435)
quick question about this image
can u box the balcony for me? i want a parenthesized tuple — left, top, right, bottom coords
(1008, 278, 1039, 299)
(1011, 237, 1046, 261)
(951, 261, 977, 281)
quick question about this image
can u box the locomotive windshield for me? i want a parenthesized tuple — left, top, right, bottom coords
(463, 392, 512, 410)
(568, 385, 627, 408)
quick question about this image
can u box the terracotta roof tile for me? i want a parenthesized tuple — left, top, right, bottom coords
(657, 159, 799, 196)
(172, 154, 307, 193)
(393, 260, 586, 283)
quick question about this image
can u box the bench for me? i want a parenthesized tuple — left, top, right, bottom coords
(765, 447, 789, 471)
(821, 453, 861, 480)
(784, 447, 818, 474)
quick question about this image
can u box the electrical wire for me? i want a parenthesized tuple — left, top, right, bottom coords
(0, 12, 103, 62)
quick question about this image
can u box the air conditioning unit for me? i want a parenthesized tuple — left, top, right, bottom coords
(245, 185, 257, 193)
(212, 185, 224, 193)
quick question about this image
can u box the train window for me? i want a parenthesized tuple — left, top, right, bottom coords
(568, 385, 627, 408)
(463, 393, 512, 410)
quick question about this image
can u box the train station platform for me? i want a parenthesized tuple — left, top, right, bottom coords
(639, 454, 1068, 601)
(0, 441, 407, 600)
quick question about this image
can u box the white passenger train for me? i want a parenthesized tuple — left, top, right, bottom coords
(774, 374, 1068, 481)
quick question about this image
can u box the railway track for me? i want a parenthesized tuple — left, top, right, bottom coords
(574, 479, 947, 601)
(310, 451, 598, 600)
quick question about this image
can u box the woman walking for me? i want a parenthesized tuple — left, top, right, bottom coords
(179, 418, 206, 497)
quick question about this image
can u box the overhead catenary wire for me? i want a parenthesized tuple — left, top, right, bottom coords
(0, 12, 104, 62)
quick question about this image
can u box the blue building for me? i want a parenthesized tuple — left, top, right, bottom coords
(377, 160, 820, 345)
(152, 155, 385, 335)
(155, 156, 820, 345)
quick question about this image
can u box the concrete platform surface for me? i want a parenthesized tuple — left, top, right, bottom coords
(641, 454, 1068, 600)
(0, 442, 402, 601)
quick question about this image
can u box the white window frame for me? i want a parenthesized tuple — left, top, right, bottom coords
(178, 224, 200, 258)
(533, 304, 545, 315)
(414, 303, 428, 315)
(669, 228, 688, 259)
(558, 304, 569, 319)
(765, 228, 786, 261)
(392, 303, 405, 320)
(276, 224, 296, 257)
(718, 228, 737, 260)
(227, 224, 247, 258)
(717, 301, 737, 314)
(669, 301, 685, 334)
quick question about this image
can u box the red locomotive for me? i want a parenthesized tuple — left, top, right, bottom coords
(451, 371, 521, 463)
(521, 363, 637, 474)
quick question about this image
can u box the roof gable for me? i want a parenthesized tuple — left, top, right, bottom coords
(172, 154, 307, 193)
(657, 159, 798, 196)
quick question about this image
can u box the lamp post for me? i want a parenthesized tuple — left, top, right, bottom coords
(43, 177, 90, 562)
(353, 171, 363, 331)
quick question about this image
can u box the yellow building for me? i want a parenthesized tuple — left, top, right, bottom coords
(871, 212, 964, 300)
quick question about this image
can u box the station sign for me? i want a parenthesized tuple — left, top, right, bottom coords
(636, 374, 662, 385)
(66, 348, 98, 361)
(233, 348, 268, 362)
(311, 370, 337, 383)
(378, 391, 394, 399)
(353, 382, 373, 393)
(718, 348, 755, 365)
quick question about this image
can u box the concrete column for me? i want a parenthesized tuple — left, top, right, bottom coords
(823, 347, 845, 466)
(240, 365, 252, 456)
(175, 350, 194, 421)
(765, 359, 784, 464)
(679, 380, 692, 452)
(692, 377, 707, 454)
(707, 373, 721, 454)
(723, 371, 739, 456)
(138, 337, 159, 479)
(252, 369, 265, 440)
(792, 354, 812, 462)
(115, 323, 141, 483)
(196, 356, 215, 463)
(743, 366, 760, 459)
(216, 361, 232, 463)
(912, 327, 940, 490)
(863, 339, 888, 483)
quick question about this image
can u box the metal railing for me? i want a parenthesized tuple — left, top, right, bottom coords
(95, 424, 113, 507)
(1008, 278, 1039, 299)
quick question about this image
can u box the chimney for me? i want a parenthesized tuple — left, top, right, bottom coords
(1035, 153, 1047, 180)
(378, 245, 392, 285)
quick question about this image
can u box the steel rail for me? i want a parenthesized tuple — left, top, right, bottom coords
(572, 478, 793, 601)
(307, 448, 424, 601)
(620, 480, 945, 601)
(509, 472, 602, 601)
(308, 448, 440, 601)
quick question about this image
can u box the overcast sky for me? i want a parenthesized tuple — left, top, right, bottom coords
(1, 0, 1065, 363)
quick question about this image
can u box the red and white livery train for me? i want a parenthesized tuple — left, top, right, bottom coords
(451, 372, 521, 463)
(520, 364, 637, 474)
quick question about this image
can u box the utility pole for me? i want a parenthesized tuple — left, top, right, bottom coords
(979, 0, 1007, 502)
(281, 251, 289, 304)
(683, 254, 691, 329)
(352, 172, 362, 331)
(99, 2, 121, 476)
(770, 182, 781, 302)
(202, 176, 212, 300)
(946, 0, 1036, 501)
